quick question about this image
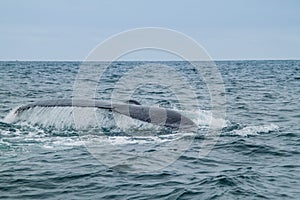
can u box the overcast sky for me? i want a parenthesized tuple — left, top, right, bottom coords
(1, 0, 299, 60)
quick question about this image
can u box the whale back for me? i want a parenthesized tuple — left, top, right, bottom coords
(15, 99, 196, 129)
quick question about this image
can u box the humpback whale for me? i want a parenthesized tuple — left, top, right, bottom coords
(15, 99, 197, 130)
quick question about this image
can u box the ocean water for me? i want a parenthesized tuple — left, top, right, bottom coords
(0, 60, 299, 199)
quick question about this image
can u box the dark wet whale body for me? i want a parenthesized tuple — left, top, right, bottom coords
(15, 99, 196, 129)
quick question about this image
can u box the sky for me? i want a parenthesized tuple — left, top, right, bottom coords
(0, 0, 300, 61)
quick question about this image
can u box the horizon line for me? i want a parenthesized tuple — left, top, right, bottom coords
(1, 58, 300, 62)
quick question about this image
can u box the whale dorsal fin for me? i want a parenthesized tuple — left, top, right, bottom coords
(126, 99, 141, 105)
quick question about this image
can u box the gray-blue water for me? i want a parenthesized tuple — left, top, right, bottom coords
(0, 61, 299, 199)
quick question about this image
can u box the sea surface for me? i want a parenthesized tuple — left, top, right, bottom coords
(0, 60, 299, 199)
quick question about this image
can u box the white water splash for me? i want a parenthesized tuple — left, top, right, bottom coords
(3, 106, 110, 130)
(230, 124, 279, 136)
(182, 109, 227, 129)
(3, 106, 20, 124)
